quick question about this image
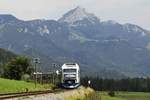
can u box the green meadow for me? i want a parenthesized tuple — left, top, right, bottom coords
(0, 78, 54, 93)
(98, 91, 150, 100)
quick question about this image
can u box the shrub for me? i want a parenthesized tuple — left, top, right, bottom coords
(108, 91, 115, 97)
(21, 74, 30, 82)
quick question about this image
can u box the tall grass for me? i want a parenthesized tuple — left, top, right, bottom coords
(65, 88, 102, 100)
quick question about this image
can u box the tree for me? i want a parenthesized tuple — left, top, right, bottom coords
(108, 91, 115, 97)
(3, 56, 33, 80)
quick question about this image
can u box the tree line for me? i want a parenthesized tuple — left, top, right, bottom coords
(81, 76, 150, 92)
(1, 56, 33, 80)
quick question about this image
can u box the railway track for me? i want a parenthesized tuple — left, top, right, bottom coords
(0, 89, 64, 100)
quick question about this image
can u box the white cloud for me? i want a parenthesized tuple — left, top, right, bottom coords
(0, 0, 150, 29)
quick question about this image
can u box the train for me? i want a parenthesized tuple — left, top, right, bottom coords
(61, 63, 80, 89)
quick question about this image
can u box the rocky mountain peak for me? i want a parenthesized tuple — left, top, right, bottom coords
(59, 6, 100, 25)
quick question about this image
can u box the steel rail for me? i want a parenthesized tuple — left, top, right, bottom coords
(0, 89, 65, 100)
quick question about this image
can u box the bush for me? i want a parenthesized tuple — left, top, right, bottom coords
(108, 91, 115, 97)
(3, 56, 33, 80)
(21, 74, 30, 82)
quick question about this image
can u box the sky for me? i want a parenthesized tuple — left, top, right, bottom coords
(0, 0, 150, 30)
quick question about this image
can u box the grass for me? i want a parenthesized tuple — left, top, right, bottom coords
(65, 87, 94, 100)
(117, 92, 150, 100)
(71, 90, 150, 100)
(0, 78, 54, 93)
(63, 87, 150, 100)
(99, 91, 150, 100)
(101, 96, 125, 100)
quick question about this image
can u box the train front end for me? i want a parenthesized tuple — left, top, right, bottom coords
(61, 63, 80, 89)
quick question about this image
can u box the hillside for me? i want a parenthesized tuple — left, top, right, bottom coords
(0, 48, 16, 62)
(0, 7, 150, 78)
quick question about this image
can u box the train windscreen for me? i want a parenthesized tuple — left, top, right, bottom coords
(63, 69, 76, 73)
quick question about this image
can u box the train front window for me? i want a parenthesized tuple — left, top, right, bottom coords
(63, 69, 76, 73)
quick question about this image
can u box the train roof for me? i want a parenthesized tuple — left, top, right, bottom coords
(62, 63, 79, 69)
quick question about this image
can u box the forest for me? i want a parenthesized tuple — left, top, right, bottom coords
(81, 77, 150, 92)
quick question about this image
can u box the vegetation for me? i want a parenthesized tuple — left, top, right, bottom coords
(0, 78, 54, 93)
(72, 91, 150, 100)
(65, 87, 94, 100)
(0, 48, 16, 75)
(82, 91, 101, 100)
(99, 92, 150, 100)
(108, 91, 115, 97)
(3, 56, 33, 80)
(64, 88, 150, 100)
(0, 49, 55, 93)
(70, 32, 89, 43)
(0, 48, 34, 80)
(81, 77, 150, 92)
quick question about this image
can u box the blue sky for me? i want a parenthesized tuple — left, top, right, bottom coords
(0, 0, 150, 30)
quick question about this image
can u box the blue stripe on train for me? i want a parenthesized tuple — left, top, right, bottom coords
(61, 83, 80, 89)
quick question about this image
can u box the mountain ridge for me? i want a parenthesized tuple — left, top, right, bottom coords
(0, 7, 150, 78)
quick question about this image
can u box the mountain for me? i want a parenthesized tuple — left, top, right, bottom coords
(0, 7, 150, 78)
(0, 14, 19, 23)
(59, 6, 100, 26)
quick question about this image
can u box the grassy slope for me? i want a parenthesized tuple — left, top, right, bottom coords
(0, 78, 54, 93)
(99, 92, 150, 100)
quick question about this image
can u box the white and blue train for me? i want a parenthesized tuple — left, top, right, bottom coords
(61, 63, 80, 89)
